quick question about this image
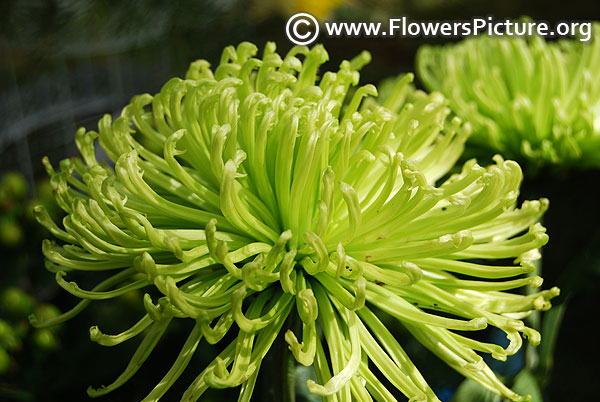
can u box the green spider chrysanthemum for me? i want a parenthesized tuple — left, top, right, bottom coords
(417, 23, 600, 169)
(32, 42, 558, 402)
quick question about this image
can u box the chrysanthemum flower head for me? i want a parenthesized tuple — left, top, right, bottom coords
(417, 23, 600, 169)
(32, 42, 558, 402)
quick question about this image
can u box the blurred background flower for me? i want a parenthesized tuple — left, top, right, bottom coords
(417, 27, 600, 170)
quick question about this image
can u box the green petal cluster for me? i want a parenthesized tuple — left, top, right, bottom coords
(32, 42, 557, 402)
(417, 24, 600, 168)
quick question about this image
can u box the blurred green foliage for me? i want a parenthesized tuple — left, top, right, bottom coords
(0, 172, 63, 396)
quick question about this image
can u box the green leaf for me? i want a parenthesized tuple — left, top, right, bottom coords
(512, 371, 542, 402)
(538, 302, 567, 381)
(451, 378, 503, 402)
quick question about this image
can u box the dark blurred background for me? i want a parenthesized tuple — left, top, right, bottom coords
(1, 1, 600, 401)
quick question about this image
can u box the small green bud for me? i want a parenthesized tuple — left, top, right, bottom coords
(0, 319, 20, 351)
(33, 329, 58, 350)
(0, 347, 10, 374)
(0, 219, 24, 247)
(1, 287, 35, 318)
(1, 172, 28, 200)
(33, 304, 62, 332)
